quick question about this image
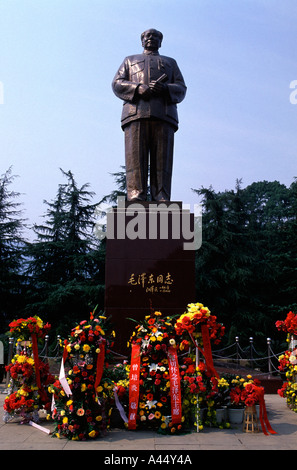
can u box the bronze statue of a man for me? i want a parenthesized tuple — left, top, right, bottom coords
(112, 29, 187, 201)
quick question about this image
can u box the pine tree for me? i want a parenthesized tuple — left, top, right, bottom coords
(0, 168, 27, 332)
(25, 169, 105, 336)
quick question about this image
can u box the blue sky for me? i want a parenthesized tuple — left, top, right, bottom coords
(0, 0, 296, 234)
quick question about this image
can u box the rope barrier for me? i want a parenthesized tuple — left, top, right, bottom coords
(5, 334, 286, 379)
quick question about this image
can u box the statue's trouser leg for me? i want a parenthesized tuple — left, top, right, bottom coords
(149, 121, 175, 201)
(124, 120, 175, 201)
(124, 121, 149, 201)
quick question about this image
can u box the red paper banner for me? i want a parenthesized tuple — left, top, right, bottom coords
(95, 340, 106, 390)
(128, 343, 141, 430)
(167, 346, 182, 424)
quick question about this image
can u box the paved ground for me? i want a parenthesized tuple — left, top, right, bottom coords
(0, 386, 296, 454)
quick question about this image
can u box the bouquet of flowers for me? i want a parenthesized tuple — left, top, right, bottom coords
(8, 316, 51, 341)
(276, 311, 297, 336)
(241, 383, 261, 407)
(229, 375, 261, 408)
(4, 315, 54, 423)
(4, 351, 54, 423)
(175, 303, 224, 381)
(49, 311, 116, 440)
(126, 310, 189, 434)
(175, 303, 225, 346)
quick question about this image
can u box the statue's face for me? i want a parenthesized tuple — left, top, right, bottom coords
(141, 30, 162, 51)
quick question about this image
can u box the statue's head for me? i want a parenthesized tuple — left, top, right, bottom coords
(141, 29, 163, 51)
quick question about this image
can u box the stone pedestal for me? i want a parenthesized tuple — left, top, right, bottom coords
(104, 200, 196, 354)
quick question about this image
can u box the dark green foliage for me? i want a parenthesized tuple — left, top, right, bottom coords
(193, 179, 297, 348)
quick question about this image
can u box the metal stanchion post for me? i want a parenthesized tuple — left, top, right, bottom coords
(44, 335, 49, 360)
(249, 337, 254, 369)
(267, 338, 272, 378)
(235, 336, 240, 366)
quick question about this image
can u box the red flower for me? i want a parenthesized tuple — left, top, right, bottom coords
(276, 311, 297, 335)
(245, 397, 256, 406)
(186, 364, 196, 374)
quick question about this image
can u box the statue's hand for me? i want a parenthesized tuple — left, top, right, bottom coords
(137, 84, 151, 99)
(149, 80, 167, 95)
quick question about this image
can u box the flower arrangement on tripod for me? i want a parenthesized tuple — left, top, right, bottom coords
(126, 310, 190, 434)
(48, 311, 116, 440)
(175, 303, 224, 382)
(4, 352, 54, 423)
(174, 302, 228, 429)
(4, 316, 54, 423)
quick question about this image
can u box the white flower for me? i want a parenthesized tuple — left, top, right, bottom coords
(149, 363, 160, 372)
(289, 354, 297, 364)
(146, 400, 157, 409)
(142, 338, 150, 348)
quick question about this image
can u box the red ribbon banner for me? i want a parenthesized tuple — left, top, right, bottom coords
(255, 386, 277, 435)
(200, 324, 219, 378)
(167, 346, 182, 424)
(189, 326, 219, 378)
(128, 343, 141, 430)
(95, 340, 106, 390)
(62, 340, 69, 363)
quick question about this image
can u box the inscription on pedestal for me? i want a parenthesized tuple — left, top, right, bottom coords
(104, 201, 197, 353)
